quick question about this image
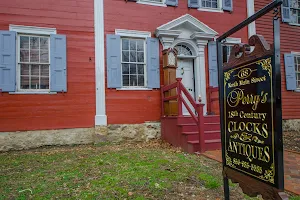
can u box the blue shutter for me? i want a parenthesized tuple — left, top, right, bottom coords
(284, 53, 297, 91)
(282, 0, 291, 23)
(146, 38, 160, 89)
(50, 34, 67, 92)
(208, 41, 218, 87)
(223, 0, 233, 12)
(106, 34, 121, 88)
(188, 0, 199, 8)
(166, 0, 178, 6)
(0, 31, 16, 92)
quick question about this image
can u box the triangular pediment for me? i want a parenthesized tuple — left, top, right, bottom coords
(156, 14, 218, 36)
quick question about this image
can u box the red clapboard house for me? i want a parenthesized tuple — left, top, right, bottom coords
(0, 0, 299, 152)
(0, 0, 96, 150)
(254, 0, 300, 120)
(102, 0, 249, 153)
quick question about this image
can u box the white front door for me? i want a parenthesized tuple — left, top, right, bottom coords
(177, 59, 195, 115)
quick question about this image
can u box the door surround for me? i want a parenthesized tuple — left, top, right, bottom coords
(155, 14, 219, 115)
(172, 39, 208, 115)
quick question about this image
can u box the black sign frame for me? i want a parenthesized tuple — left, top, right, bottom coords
(216, 0, 286, 199)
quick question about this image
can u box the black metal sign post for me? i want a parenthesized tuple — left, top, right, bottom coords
(216, 0, 288, 199)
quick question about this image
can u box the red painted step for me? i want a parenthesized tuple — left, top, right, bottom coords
(187, 139, 221, 153)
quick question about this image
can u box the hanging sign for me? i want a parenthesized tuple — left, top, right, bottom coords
(223, 54, 283, 188)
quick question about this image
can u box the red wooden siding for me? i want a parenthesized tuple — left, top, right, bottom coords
(104, 0, 248, 124)
(255, 0, 300, 119)
(0, 0, 95, 132)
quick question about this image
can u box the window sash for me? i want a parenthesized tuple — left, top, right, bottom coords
(200, 0, 219, 9)
(17, 34, 50, 91)
(121, 38, 146, 87)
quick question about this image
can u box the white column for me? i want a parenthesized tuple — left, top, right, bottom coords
(247, 0, 256, 38)
(94, 0, 107, 125)
(195, 41, 208, 115)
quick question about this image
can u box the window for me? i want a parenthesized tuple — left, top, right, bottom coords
(175, 44, 193, 56)
(121, 38, 146, 87)
(223, 45, 233, 63)
(291, 0, 300, 24)
(295, 54, 300, 89)
(201, 0, 218, 9)
(18, 35, 50, 91)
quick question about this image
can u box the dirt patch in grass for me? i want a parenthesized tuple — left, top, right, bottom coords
(0, 140, 298, 200)
(284, 131, 300, 152)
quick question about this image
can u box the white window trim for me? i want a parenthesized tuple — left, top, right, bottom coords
(116, 29, 152, 90)
(292, 51, 300, 92)
(198, 0, 223, 12)
(115, 29, 151, 39)
(223, 37, 242, 45)
(9, 25, 56, 93)
(289, 23, 300, 27)
(9, 92, 57, 95)
(137, 0, 167, 7)
(9, 24, 57, 35)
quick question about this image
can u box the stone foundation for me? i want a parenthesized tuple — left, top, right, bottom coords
(94, 122, 161, 143)
(0, 128, 95, 152)
(283, 119, 300, 132)
(0, 122, 161, 152)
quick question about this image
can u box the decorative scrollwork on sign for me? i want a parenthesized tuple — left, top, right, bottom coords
(224, 70, 234, 83)
(230, 133, 239, 139)
(252, 136, 265, 144)
(259, 163, 275, 184)
(226, 152, 235, 168)
(256, 57, 272, 76)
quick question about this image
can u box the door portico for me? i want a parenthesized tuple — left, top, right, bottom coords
(155, 14, 218, 115)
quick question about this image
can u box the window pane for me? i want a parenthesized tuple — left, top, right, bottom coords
(122, 39, 129, 50)
(122, 64, 129, 74)
(212, 1, 217, 8)
(122, 51, 129, 62)
(20, 36, 29, 49)
(31, 65, 39, 76)
(137, 52, 144, 63)
(206, 1, 212, 7)
(297, 57, 300, 64)
(20, 50, 29, 62)
(41, 65, 49, 76)
(123, 75, 129, 86)
(40, 38, 49, 50)
(202, 1, 206, 7)
(130, 75, 137, 86)
(138, 75, 144, 86)
(31, 77, 39, 89)
(21, 64, 29, 75)
(40, 77, 49, 89)
(30, 50, 39, 62)
(20, 76, 29, 89)
(40, 50, 49, 63)
(30, 37, 39, 50)
(137, 65, 144, 74)
(130, 40, 136, 51)
(130, 64, 137, 74)
(130, 51, 136, 62)
(137, 40, 144, 51)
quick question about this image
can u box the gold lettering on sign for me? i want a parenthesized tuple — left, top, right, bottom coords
(224, 57, 276, 184)
(227, 89, 268, 111)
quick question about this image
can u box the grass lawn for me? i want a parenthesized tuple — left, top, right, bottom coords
(1, 140, 299, 200)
